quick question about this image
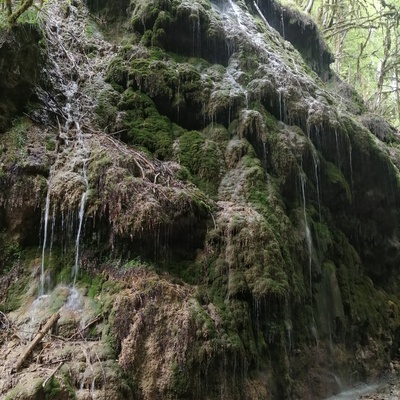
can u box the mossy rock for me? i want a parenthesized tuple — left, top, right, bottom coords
(176, 130, 223, 195)
(0, 24, 44, 132)
(107, 45, 211, 130)
(118, 89, 174, 159)
(323, 160, 351, 204)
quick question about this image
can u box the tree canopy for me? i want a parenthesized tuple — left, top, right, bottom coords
(285, 0, 400, 128)
(1, 0, 36, 25)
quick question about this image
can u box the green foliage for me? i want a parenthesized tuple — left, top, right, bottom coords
(284, 0, 400, 127)
(7, 0, 38, 26)
(11, 117, 28, 149)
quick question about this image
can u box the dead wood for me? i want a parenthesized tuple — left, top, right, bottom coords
(13, 312, 60, 372)
(68, 314, 102, 340)
(42, 360, 64, 388)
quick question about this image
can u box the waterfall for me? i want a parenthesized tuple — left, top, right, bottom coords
(39, 0, 118, 288)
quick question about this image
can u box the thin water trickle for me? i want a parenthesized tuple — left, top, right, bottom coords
(263, 141, 267, 166)
(177, 72, 180, 122)
(313, 154, 322, 220)
(285, 319, 293, 354)
(73, 122, 89, 285)
(253, 1, 270, 28)
(349, 142, 354, 197)
(192, 7, 201, 56)
(300, 173, 313, 295)
(334, 129, 341, 169)
(39, 183, 51, 297)
(49, 206, 56, 259)
(73, 190, 87, 285)
(253, 297, 261, 333)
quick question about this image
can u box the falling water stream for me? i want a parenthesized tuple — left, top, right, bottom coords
(39, 183, 51, 297)
(37, 0, 115, 298)
(300, 173, 313, 295)
(73, 121, 89, 285)
(313, 153, 322, 220)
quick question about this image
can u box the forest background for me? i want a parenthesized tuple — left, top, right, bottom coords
(286, 0, 400, 128)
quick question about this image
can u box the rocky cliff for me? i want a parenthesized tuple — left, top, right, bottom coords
(1, 0, 400, 399)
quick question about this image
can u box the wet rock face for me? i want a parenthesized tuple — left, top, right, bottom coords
(0, 25, 43, 132)
(248, 0, 333, 80)
(84, 0, 130, 18)
(348, 139, 400, 285)
(129, 0, 231, 66)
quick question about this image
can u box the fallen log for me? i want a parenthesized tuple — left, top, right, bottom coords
(13, 312, 60, 372)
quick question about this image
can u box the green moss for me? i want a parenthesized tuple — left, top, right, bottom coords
(324, 161, 351, 202)
(118, 89, 174, 159)
(0, 235, 21, 274)
(43, 376, 62, 398)
(4, 378, 43, 400)
(177, 130, 221, 195)
(314, 222, 333, 254)
(106, 56, 128, 88)
(1, 272, 30, 312)
(95, 86, 120, 130)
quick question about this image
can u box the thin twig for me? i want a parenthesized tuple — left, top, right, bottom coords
(68, 314, 102, 340)
(42, 360, 64, 388)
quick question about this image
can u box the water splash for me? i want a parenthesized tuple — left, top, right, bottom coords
(65, 286, 83, 311)
(325, 383, 380, 400)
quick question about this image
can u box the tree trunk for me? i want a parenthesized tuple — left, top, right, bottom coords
(5, 0, 12, 16)
(8, 0, 33, 24)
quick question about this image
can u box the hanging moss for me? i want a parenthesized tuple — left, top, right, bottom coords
(314, 221, 333, 254)
(106, 56, 129, 89)
(177, 130, 222, 195)
(118, 89, 174, 159)
(94, 85, 120, 131)
(324, 160, 351, 203)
